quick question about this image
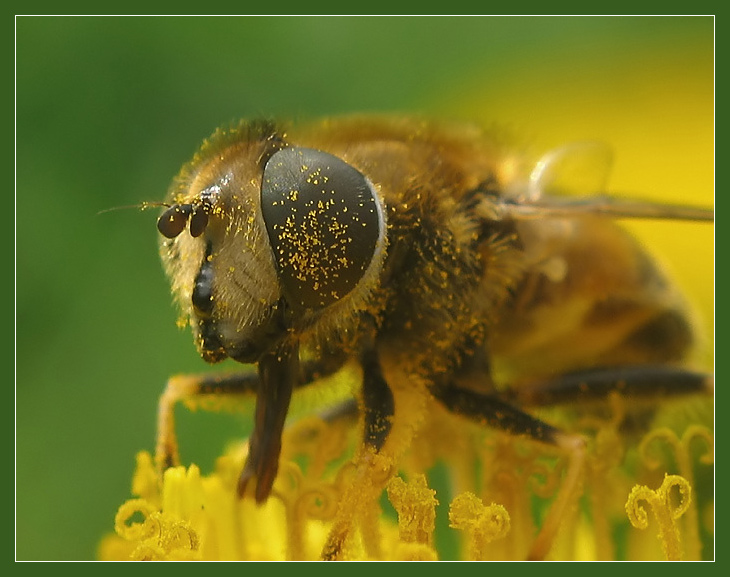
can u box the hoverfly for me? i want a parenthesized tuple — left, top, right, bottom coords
(153, 116, 713, 560)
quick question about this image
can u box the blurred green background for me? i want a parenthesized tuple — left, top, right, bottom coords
(16, 16, 714, 560)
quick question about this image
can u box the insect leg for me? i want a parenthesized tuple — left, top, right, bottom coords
(155, 371, 259, 474)
(506, 365, 712, 408)
(360, 347, 395, 451)
(321, 347, 397, 561)
(155, 355, 348, 480)
(429, 383, 587, 561)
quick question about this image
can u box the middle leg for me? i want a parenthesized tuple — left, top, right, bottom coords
(429, 382, 587, 560)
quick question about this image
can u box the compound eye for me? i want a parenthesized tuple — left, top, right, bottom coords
(157, 204, 192, 238)
(261, 147, 384, 311)
(189, 205, 210, 238)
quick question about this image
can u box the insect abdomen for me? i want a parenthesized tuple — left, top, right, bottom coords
(490, 216, 694, 382)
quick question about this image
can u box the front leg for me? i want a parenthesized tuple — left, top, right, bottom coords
(156, 349, 347, 501)
(156, 371, 260, 474)
(321, 346, 399, 560)
(360, 347, 395, 451)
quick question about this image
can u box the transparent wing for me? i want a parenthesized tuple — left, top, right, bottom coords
(494, 141, 713, 223)
(527, 141, 614, 201)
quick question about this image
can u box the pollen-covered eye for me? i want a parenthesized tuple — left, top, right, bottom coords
(261, 147, 384, 311)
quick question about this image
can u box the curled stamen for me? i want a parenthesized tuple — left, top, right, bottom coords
(625, 473, 692, 560)
(114, 498, 159, 541)
(449, 492, 510, 560)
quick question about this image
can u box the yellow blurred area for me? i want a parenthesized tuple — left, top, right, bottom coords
(449, 32, 714, 369)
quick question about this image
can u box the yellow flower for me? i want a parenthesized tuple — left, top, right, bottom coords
(100, 393, 713, 561)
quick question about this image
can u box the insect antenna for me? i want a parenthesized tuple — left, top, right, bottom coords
(95, 200, 171, 217)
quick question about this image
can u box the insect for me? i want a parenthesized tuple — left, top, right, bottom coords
(153, 116, 713, 560)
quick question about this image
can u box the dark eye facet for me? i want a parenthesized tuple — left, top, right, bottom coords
(261, 147, 383, 311)
(157, 204, 191, 239)
(189, 205, 210, 238)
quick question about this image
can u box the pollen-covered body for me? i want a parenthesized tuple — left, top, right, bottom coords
(161, 117, 691, 386)
(154, 116, 707, 559)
